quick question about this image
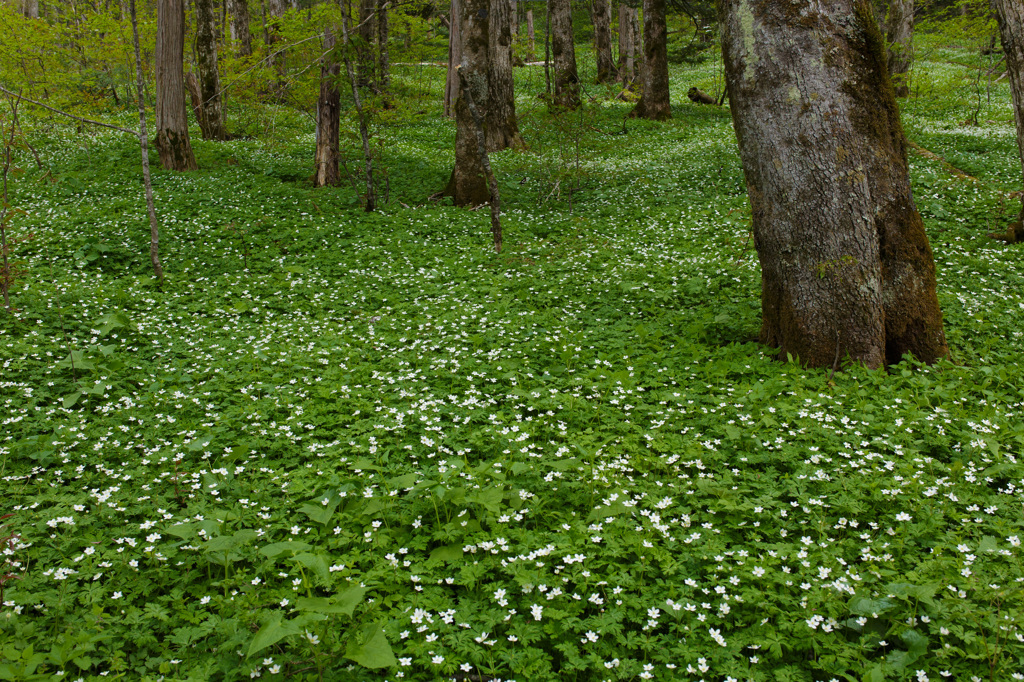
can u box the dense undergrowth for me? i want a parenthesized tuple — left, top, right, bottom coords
(2, 47, 1024, 682)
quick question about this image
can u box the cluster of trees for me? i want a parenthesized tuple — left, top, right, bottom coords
(1, 0, 1023, 370)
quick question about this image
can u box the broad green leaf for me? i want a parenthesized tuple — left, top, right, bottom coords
(429, 544, 463, 563)
(292, 552, 330, 581)
(345, 626, 395, 669)
(247, 613, 299, 657)
(260, 541, 311, 558)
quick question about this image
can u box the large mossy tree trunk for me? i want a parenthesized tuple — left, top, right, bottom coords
(195, 0, 229, 140)
(992, 0, 1024, 231)
(592, 0, 615, 83)
(232, 0, 252, 57)
(718, 0, 947, 369)
(155, 0, 197, 171)
(487, 0, 523, 150)
(313, 27, 340, 188)
(630, 0, 670, 119)
(444, 0, 462, 117)
(886, 0, 914, 98)
(548, 0, 579, 110)
(441, 0, 490, 206)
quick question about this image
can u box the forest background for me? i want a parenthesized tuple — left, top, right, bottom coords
(1, 0, 1024, 681)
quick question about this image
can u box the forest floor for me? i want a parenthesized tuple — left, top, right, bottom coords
(2, 46, 1024, 682)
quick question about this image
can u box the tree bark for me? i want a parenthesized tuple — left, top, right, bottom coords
(155, 0, 198, 171)
(593, 0, 615, 83)
(487, 0, 523, 150)
(359, 0, 377, 89)
(630, 0, 670, 119)
(719, 0, 947, 369)
(314, 27, 341, 188)
(21, 0, 38, 18)
(525, 9, 535, 60)
(378, 0, 391, 95)
(195, 0, 229, 140)
(232, 0, 252, 56)
(992, 0, 1024, 232)
(886, 0, 914, 98)
(617, 4, 636, 86)
(548, 0, 579, 110)
(444, 0, 462, 117)
(441, 0, 491, 206)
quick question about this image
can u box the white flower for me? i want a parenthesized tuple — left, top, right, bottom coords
(895, 512, 912, 522)
(304, 631, 319, 645)
(111, 591, 122, 599)
(531, 604, 543, 620)
(431, 655, 444, 665)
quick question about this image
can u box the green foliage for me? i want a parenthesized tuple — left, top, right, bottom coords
(0, 21, 1024, 682)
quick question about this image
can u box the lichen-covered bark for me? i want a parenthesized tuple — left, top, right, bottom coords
(549, 0, 579, 110)
(442, 0, 490, 206)
(617, 4, 636, 85)
(630, 0, 671, 120)
(232, 0, 252, 57)
(487, 0, 524, 150)
(314, 28, 340, 188)
(718, 0, 946, 368)
(195, 0, 229, 140)
(444, 0, 462, 117)
(155, 0, 197, 171)
(21, 0, 38, 19)
(525, 9, 536, 60)
(992, 0, 1024, 228)
(593, 0, 615, 83)
(886, 0, 914, 98)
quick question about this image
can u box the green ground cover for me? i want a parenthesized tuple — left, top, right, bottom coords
(2, 51, 1024, 682)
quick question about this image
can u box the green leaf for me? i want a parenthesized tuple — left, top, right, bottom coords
(292, 552, 330, 582)
(429, 544, 463, 563)
(862, 666, 886, 682)
(260, 541, 312, 558)
(247, 613, 299, 657)
(345, 626, 396, 669)
(62, 392, 83, 409)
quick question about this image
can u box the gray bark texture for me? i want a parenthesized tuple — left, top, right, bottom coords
(617, 4, 636, 85)
(378, 0, 390, 95)
(232, 0, 252, 56)
(718, 0, 947, 369)
(314, 27, 340, 188)
(195, 0, 229, 140)
(21, 0, 37, 18)
(359, 0, 377, 89)
(442, 0, 491, 206)
(992, 0, 1024, 231)
(549, 0, 579, 109)
(155, 0, 197, 171)
(593, 0, 615, 83)
(444, 0, 462, 118)
(630, 0, 670, 119)
(526, 9, 535, 60)
(487, 0, 523, 150)
(886, 0, 914, 98)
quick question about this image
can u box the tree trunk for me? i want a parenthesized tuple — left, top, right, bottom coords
(195, 0, 229, 140)
(718, 0, 947, 369)
(630, 0, 670, 119)
(232, 0, 252, 56)
(992, 0, 1024, 233)
(377, 0, 390, 96)
(21, 0, 38, 18)
(593, 0, 615, 83)
(444, 0, 462, 117)
(487, 0, 523, 150)
(155, 0, 198, 171)
(525, 9, 535, 60)
(359, 0, 377, 89)
(886, 0, 914, 98)
(617, 4, 636, 86)
(314, 27, 341, 188)
(441, 0, 491, 206)
(548, 0, 579, 110)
